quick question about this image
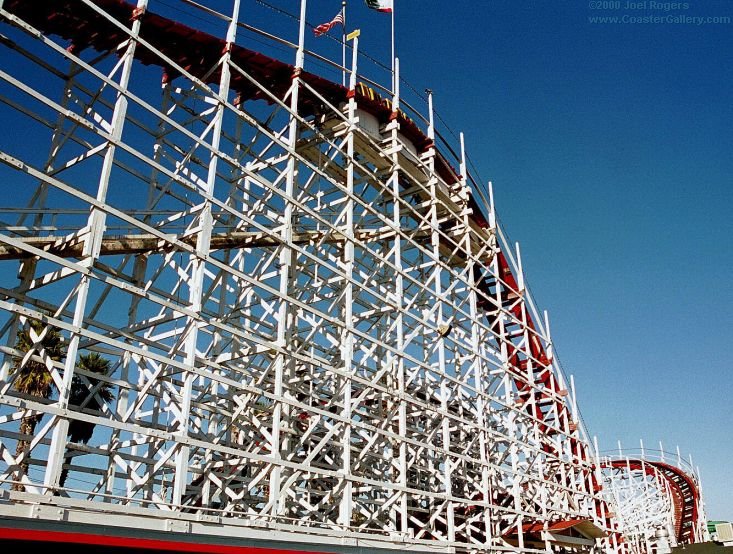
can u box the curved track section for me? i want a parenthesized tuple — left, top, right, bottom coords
(604, 458, 704, 548)
(600, 452, 707, 554)
(0, 1, 616, 552)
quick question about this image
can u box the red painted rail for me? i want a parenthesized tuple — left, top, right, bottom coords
(606, 459, 702, 545)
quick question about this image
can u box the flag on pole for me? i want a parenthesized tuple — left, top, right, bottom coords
(313, 9, 345, 36)
(364, 0, 392, 13)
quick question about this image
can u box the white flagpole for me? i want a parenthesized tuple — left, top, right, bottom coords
(391, 3, 395, 92)
(342, 1, 347, 86)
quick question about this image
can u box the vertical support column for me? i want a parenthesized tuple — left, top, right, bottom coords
(172, 0, 241, 507)
(459, 135, 493, 548)
(269, 0, 306, 517)
(486, 188, 522, 546)
(513, 240, 547, 525)
(387, 58, 408, 534)
(44, 0, 149, 491)
(543, 311, 552, 362)
(509, 402, 522, 549)
(107, 251, 147, 499)
(114, 81, 173, 500)
(441, 131, 471, 544)
(232, 95, 253, 367)
(338, 33, 359, 530)
(484, 181, 501, 546)
(492, 251, 523, 547)
(544, 311, 561, 437)
(562, 373, 579, 512)
(593, 435, 608, 523)
(514, 243, 537, 405)
(340, 0, 347, 86)
(640, 449, 653, 554)
(695, 464, 705, 542)
(424, 90, 451, 541)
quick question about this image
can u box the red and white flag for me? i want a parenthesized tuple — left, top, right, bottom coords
(364, 0, 392, 13)
(313, 9, 345, 37)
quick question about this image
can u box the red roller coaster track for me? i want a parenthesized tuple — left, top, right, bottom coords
(606, 459, 702, 545)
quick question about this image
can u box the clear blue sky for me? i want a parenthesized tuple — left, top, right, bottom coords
(299, 0, 733, 521)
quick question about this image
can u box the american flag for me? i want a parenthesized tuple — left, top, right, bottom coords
(313, 9, 345, 37)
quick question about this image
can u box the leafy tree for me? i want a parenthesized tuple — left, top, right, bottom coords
(59, 352, 113, 488)
(12, 320, 65, 491)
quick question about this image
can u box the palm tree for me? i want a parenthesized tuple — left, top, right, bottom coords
(12, 320, 65, 491)
(59, 352, 113, 488)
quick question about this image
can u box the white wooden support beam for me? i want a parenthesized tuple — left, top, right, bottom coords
(44, 0, 150, 492)
(171, 0, 241, 508)
(338, 28, 359, 530)
(269, 0, 307, 517)
(488, 181, 496, 230)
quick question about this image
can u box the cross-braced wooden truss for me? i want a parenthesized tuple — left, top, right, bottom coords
(600, 449, 707, 554)
(0, 1, 615, 552)
(603, 460, 677, 554)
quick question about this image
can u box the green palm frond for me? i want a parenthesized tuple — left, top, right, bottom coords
(67, 352, 114, 445)
(12, 319, 66, 492)
(13, 320, 65, 399)
(73, 352, 114, 404)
